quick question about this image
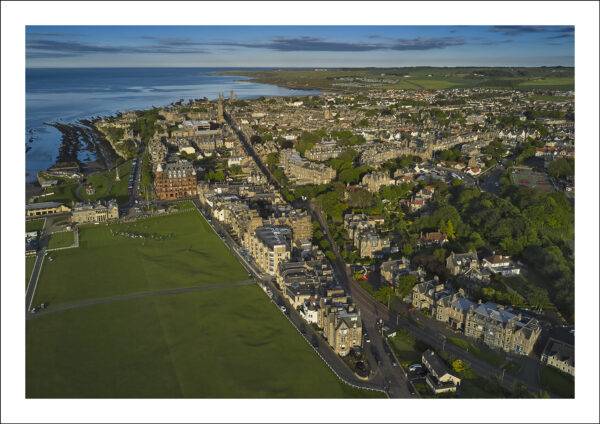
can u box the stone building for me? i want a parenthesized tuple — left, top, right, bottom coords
(541, 339, 575, 376)
(464, 302, 541, 355)
(380, 258, 411, 284)
(71, 199, 119, 224)
(434, 290, 475, 331)
(323, 309, 363, 357)
(279, 149, 336, 185)
(446, 251, 479, 276)
(154, 160, 197, 200)
(356, 230, 390, 258)
(243, 226, 291, 276)
(264, 209, 312, 245)
(304, 140, 344, 162)
(26, 202, 71, 218)
(362, 171, 395, 193)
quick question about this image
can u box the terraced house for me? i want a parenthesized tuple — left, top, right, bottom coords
(464, 302, 542, 355)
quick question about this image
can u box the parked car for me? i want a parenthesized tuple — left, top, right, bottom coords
(363, 330, 371, 343)
(40, 302, 48, 309)
(311, 335, 319, 348)
(279, 305, 287, 314)
(31, 307, 39, 314)
(408, 364, 423, 373)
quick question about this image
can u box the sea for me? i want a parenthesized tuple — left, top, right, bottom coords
(26, 67, 318, 181)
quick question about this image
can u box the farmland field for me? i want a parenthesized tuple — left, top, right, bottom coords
(27, 204, 382, 398)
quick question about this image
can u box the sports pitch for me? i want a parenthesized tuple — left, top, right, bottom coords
(27, 204, 382, 398)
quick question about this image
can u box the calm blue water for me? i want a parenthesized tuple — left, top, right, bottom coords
(26, 67, 317, 181)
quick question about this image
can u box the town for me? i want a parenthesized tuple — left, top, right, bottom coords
(26, 79, 575, 399)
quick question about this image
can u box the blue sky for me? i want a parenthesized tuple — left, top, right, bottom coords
(26, 26, 574, 68)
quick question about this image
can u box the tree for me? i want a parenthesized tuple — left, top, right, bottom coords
(441, 219, 456, 240)
(548, 158, 574, 180)
(395, 274, 418, 299)
(451, 359, 466, 373)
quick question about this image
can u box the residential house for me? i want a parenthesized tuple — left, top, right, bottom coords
(481, 254, 521, 276)
(541, 338, 574, 376)
(422, 350, 461, 394)
(446, 251, 479, 276)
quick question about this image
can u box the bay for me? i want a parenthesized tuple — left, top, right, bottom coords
(26, 67, 317, 181)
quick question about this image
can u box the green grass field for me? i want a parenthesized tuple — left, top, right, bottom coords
(388, 330, 422, 368)
(27, 286, 381, 398)
(447, 337, 505, 368)
(80, 161, 133, 205)
(540, 365, 574, 398)
(28, 205, 382, 398)
(26, 255, 36, 286)
(47, 231, 75, 250)
(26, 219, 45, 232)
(34, 182, 79, 206)
(222, 68, 574, 91)
(34, 209, 248, 304)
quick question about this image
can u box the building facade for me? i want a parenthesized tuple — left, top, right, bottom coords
(71, 200, 119, 224)
(154, 160, 198, 200)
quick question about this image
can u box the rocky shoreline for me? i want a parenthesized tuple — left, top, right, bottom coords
(45, 119, 119, 175)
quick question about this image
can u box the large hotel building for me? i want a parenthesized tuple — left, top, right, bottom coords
(154, 160, 198, 200)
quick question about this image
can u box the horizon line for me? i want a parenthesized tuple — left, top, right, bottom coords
(26, 65, 575, 70)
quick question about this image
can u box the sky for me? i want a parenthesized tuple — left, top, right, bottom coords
(26, 25, 574, 68)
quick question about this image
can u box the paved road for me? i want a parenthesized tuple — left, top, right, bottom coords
(27, 279, 256, 320)
(25, 248, 46, 313)
(25, 218, 51, 312)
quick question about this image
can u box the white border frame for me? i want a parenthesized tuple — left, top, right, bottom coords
(2, 1, 598, 423)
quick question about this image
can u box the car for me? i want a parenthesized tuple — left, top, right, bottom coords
(364, 331, 371, 343)
(279, 305, 287, 314)
(408, 364, 423, 373)
(311, 335, 319, 348)
(40, 302, 48, 309)
(407, 382, 416, 395)
(31, 307, 39, 314)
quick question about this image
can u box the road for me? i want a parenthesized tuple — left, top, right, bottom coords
(122, 149, 145, 216)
